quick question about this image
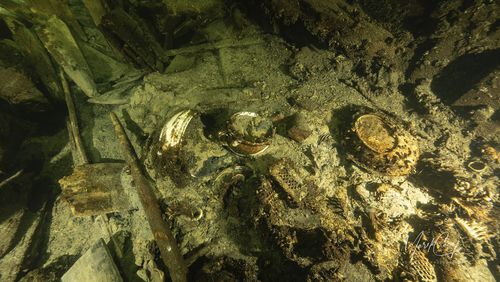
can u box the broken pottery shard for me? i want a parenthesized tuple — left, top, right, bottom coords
(36, 16, 98, 98)
(58, 163, 130, 216)
(61, 239, 123, 282)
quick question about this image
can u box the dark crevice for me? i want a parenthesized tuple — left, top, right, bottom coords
(0, 19, 12, 39)
(401, 1, 440, 37)
(236, 1, 327, 49)
(404, 38, 438, 79)
(431, 48, 500, 105)
(358, 0, 440, 37)
(399, 83, 428, 114)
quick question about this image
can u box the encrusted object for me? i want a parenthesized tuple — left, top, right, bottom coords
(402, 243, 437, 282)
(155, 107, 230, 181)
(452, 216, 496, 263)
(342, 108, 419, 176)
(453, 176, 490, 201)
(454, 217, 492, 243)
(256, 159, 353, 268)
(223, 111, 274, 156)
(287, 112, 313, 143)
(450, 197, 492, 221)
(269, 158, 309, 207)
(268, 158, 355, 238)
(431, 218, 486, 281)
(481, 145, 499, 164)
(417, 155, 494, 202)
(164, 200, 204, 221)
(356, 209, 404, 280)
(214, 165, 253, 199)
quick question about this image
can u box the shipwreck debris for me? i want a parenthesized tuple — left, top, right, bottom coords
(287, 112, 312, 143)
(158, 110, 196, 154)
(342, 108, 420, 176)
(5, 21, 63, 101)
(58, 71, 128, 215)
(401, 243, 437, 282)
(111, 112, 188, 282)
(467, 160, 487, 174)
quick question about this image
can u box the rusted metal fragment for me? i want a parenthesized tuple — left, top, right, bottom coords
(269, 158, 307, 207)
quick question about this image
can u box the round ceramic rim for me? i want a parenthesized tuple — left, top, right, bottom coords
(353, 114, 398, 153)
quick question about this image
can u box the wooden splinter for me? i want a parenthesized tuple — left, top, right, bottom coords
(110, 113, 187, 282)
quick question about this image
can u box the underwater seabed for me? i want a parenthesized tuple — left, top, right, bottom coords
(0, 0, 499, 281)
